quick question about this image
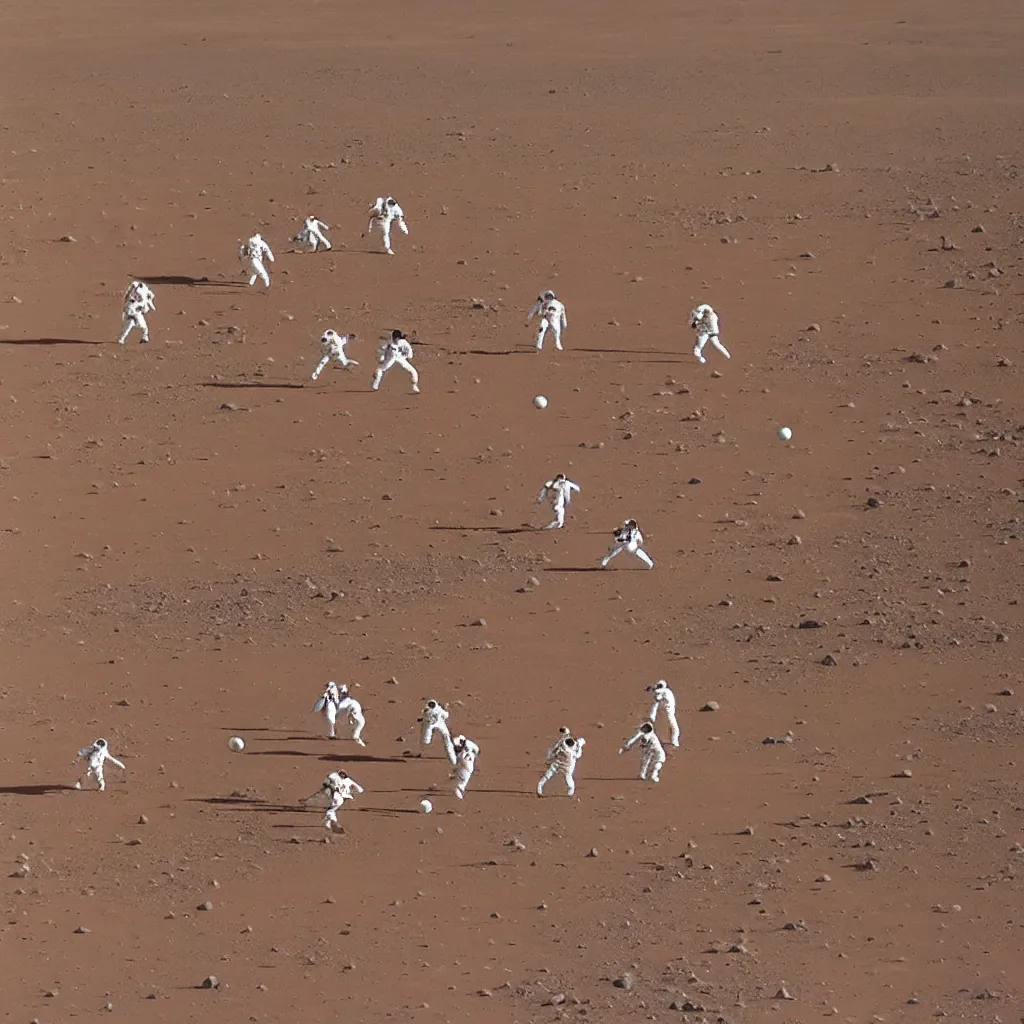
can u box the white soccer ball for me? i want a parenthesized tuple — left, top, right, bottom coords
(533, 395, 548, 409)
(777, 426, 793, 441)
(419, 799, 433, 813)
(228, 736, 245, 752)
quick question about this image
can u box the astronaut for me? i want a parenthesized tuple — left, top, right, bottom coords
(240, 232, 275, 288)
(367, 196, 408, 256)
(690, 303, 730, 364)
(537, 728, 586, 797)
(618, 722, 667, 783)
(418, 699, 456, 764)
(537, 473, 581, 530)
(600, 519, 654, 569)
(295, 215, 332, 252)
(74, 738, 126, 792)
(313, 681, 366, 745)
(646, 679, 680, 747)
(452, 735, 480, 799)
(372, 330, 419, 393)
(312, 330, 358, 381)
(117, 280, 156, 345)
(303, 771, 364, 830)
(526, 290, 568, 352)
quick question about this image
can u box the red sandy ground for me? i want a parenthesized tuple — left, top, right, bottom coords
(2, 0, 1023, 1020)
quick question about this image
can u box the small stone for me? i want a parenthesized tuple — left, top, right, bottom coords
(799, 619, 823, 629)
(59, 234, 77, 243)
(895, 768, 913, 778)
(815, 874, 832, 883)
(508, 837, 526, 851)
(137, 815, 148, 825)
(219, 402, 240, 411)
(687, 477, 702, 485)
(478, 988, 492, 997)
(586, 847, 599, 858)
(201, 975, 219, 989)
(740, 825, 754, 835)
(866, 497, 882, 508)
(793, 509, 806, 519)
(700, 701, 720, 712)
(74, 926, 90, 934)
(470, 618, 487, 627)
(547, 993, 567, 1006)
(45, 989, 59, 998)
(995, 632, 1009, 643)
(384, 676, 399, 685)
(788, 535, 802, 545)
(971, 224, 986, 233)
(198, 901, 214, 911)
(775, 985, 795, 1001)
(943, 278, 960, 289)
(613, 972, 635, 990)
(852, 795, 872, 805)
(821, 654, 838, 667)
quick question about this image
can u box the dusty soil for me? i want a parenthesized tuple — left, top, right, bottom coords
(2, 0, 1023, 1020)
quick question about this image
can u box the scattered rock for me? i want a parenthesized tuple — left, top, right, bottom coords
(821, 654, 838, 667)
(198, 901, 214, 911)
(799, 619, 823, 629)
(866, 497, 882, 508)
(687, 477, 702, 485)
(792, 509, 806, 520)
(74, 926, 90, 934)
(895, 768, 913, 778)
(470, 618, 487, 627)
(775, 985, 795, 1001)
(700, 701, 719, 712)
(200, 975, 219, 990)
(507, 837, 526, 851)
(586, 847, 599, 858)
(59, 235, 77, 243)
(613, 972, 635, 990)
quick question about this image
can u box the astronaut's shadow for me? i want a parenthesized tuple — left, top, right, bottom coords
(0, 337, 105, 347)
(200, 380, 306, 391)
(429, 525, 534, 535)
(0, 784, 78, 796)
(137, 275, 238, 287)
(189, 796, 297, 813)
(319, 753, 409, 765)
(542, 566, 605, 574)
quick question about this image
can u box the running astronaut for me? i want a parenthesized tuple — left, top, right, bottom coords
(601, 519, 654, 569)
(418, 699, 457, 764)
(311, 330, 358, 381)
(294, 215, 332, 252)
(372, 330, 419, 393)
(74, 738, 126, 792)
(618, 722, 667, 783)
(690, 303, 730, 365)
(303, 771, 364, 830)
(452, 735, 480, 799)
(526, 290, 568, 352)
(646, 679, 680, 747)
(240, 232, 275, 288)
(537, 727, 586, 797)
(366, 196, 409, 256)
(537, 473, 580, 530)
(117, 280, 156, 345)
(312, 681, 366, 745)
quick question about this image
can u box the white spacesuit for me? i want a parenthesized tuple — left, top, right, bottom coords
(418, 700, 456, 764)
(526, 290, 568, 351)
(312, 330, 358, 380)
(367, 197, 408, 256)
(690, 303, 730, 364)
(75, 738, 126, 792)
(313, 681, 366, 744)
(537, 473, 581, 530)
(304, 771, 364, 829)
(295, 215, 332, 252)
(647, 680, 680, 747)
(601, 519, 654, 569)
(372, 330, 419, 393)
(117, 280, 156, 345)
(453, 735, 480, 799)
(618, 722, 667, 782)
(240, 232, 275, 288)
(537, 729, 585, 796)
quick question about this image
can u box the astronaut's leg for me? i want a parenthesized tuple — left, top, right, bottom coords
(314, 227, 331, 251)
(117, 315, 133, 345)
(537, 763, 558, 795)
(563, 765, 576, 797)
(455, 760, 474, 799)
(666, 711, 681, 747)
(544, 500, 566, 530)
(324, 806, 338, 829)
(135, 312, 150, 343)
(638, 751, 650, 781)
(251, 259, 270, 288)
(397, 218, 408, 236)
(650, 751, 666, 783)
(382, 221, 394, 255)
(535, 320, 549, 351)
(396, 356, 419, 393)
(601, 543, 625, 568)
(710, 334, 731, 359)
(694, 332, 709, 363)
(350, 710, 366, 746)
(336, 351, 358, 368)
(95, 765, 106, 792)
(325, 703, 338, 739)
(551, 320, 563, 351)
(372, 355, 395, 390)
(312, 355, 331, 381)
(634, 547, 655, 569)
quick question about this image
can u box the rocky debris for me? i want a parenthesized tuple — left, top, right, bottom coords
(775, 985, 795, 1000)
(470, 618, 487, 627)
(821, 654, 839, 666)
(586, 847, 599, 858)
(613, 972, 635, 990)
(700, 700, 720, 712)
(200, 975, 219, 990)
(866, 496, 883, 508)
(799, 619, 823, 629)
(507, 837, 526, 851)
(198, 901, 213, 911)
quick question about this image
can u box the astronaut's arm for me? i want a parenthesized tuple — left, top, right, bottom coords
(265, 246, 275, 262)
(619, 732, 642, 753)
(568, 482, 580, 494)
(525, 299, 542, 322)
(108, 756, 126, 771)
(352, 782, 365, 794)
(536, 487, 548, 503)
